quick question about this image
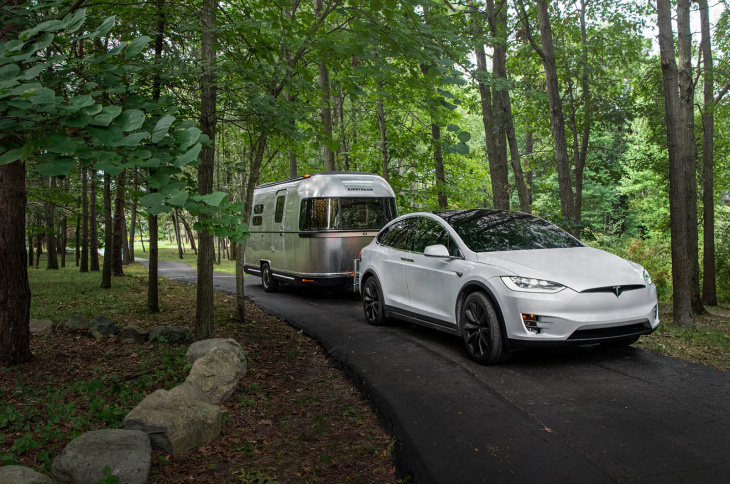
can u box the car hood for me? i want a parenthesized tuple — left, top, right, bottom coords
(475, 247, 645, 292)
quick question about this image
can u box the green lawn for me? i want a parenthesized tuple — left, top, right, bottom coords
(133, 241, 238, 274)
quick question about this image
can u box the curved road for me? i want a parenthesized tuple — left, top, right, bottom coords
(143, 260, 730, 483)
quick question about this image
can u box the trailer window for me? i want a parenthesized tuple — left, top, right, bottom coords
(299, 197, 396, 231)
(252, 215, 262, 226)
(274, 195, 286, 223)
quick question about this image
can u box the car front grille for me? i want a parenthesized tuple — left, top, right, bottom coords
(567, 321, 652, 341)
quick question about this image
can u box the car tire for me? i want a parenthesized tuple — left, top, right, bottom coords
(600, 335, 641, 348)
(461, 292, 511, 365)
(362, 276, 388, 326)
(261, 263, 279, 293)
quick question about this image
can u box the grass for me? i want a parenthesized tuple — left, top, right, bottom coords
(134, 241, 238, 274)
(635, 303, 730, 372)
(1, 256, 397, 482)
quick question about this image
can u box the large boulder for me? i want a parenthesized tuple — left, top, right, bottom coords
(149, 325, 191, 344)
(50, 429, 151, 484)
(29, 319, 54, 335)
(123, 382, 221, 455)
(56, 314, 91, 334)
(186, 338, 246, 365)
(0, 465, 55, 484)
(186, 346, 247, 404)
(89, 316, 119, 340)
(117, 325, 149, 344)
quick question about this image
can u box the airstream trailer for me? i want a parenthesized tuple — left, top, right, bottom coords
(243, 172, 397, 292)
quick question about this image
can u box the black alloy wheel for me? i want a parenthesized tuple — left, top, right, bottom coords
(362, 277, 387, 326)
(261, 263, 279, 293)
(461, 292, 511, 365)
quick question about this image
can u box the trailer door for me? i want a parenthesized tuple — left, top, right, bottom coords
(271, 189, 288, 272)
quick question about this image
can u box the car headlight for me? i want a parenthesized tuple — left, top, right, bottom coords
(501, 276, 566, 293)
(643, 269, 653, 285)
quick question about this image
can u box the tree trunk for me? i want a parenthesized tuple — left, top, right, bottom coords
(571, 0, 591, 233)
(81, 167, 89, 273)
(657, 0, 694, 327)
(147, 0, 165, 313)
(172, 210, 184, 259)
(236, 172, 247, 322)
(0, 159, 33, 365)
(101, 172, 113, 288)
(111, 170, 125, 277)
(314, 0, 335, 171)
(122, 222, 131, 264)
(180, 213, 197, 255)
(139, 221, 146, 253)
(28, 231, 34, 267)
(89, 169, 100, 271)
(536, 1, 575, 225)
(128, 168, 137, 263)
(195, 0, 217, 341)
(486, 0, 511, 210)
(676, 0, 703, 315)
(699, 0, 716, 306)
(377, 83, 388, 182)
(75, 215, 80, 267)
(45, 176, 59, 269)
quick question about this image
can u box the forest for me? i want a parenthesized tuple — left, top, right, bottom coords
(1, 0, 729, 365)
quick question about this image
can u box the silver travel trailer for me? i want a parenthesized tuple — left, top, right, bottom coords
(243, 172, 397, 292)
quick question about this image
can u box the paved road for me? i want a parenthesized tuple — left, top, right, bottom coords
(143, 260, 730, 483)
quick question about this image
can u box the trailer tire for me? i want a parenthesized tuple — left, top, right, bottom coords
(261, 263, 279, 293)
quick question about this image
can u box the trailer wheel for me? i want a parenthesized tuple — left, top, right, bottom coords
(261, 263, 279, 293)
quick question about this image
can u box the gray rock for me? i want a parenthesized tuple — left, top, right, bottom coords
(149, 325, 191, 344)
(51, 429, 151, 484)
(89, 316, 119, 340)
(123, 386, 222, 455)
(29, 319, 54, 335)
(117, 325, 149, 344)
(186, 338, 246, 365)
(56, 314, 90, 334)
(169, 379, 212, 404)
(0, 465, 55, 484)
(186, 346, 247, 404)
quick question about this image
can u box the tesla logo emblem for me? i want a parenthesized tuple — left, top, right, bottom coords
(612, 286, 623, 297)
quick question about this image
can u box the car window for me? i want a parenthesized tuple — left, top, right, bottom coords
(412, 217, 463, 257)
(380, 218, 414, 251)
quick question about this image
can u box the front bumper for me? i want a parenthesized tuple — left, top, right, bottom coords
(493, 278, 660, 347)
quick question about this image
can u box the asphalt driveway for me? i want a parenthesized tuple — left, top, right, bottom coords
(141, 259, 730, 483)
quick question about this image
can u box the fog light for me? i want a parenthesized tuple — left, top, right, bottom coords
(521, 313, 540, 333)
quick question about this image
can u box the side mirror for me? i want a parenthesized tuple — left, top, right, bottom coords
(424, 244, 450, 258)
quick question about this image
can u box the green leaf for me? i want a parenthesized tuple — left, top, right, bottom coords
(86, 125, 123, 146)
(93, 158, 124, 176)
(151, 114, 175, 143)
(109, 131, 149, 147)
(139, 192, 165, 207)
(64, 9, 87, 33)
(201, 192, 228, 207)
(453, 141, 469, 155)
(63, 113, 92, 128)
(167, 190, 189, 207)
(0, 65, 20, 80)
(457, 131, 471, 143)
(36, 157, 76, 176)
(146, 204, 171, 216)
(137, 157, 161, 168)
(178, 127, 202, 150)
(46, 137, 77, 154)
(124, 36, 152, 59)
(92, 106, 123, 127)
(447, 124, 460, 132)
(93, 16, 116, 38)
(68, 94, 95, 110)
(0, 148, 24, 166)
(174, 143, 202, 167)
(114, 109, 145, 131)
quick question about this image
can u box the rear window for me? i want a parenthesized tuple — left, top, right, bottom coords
(437, 210, 583, 252)
(299, 197, 397, 231)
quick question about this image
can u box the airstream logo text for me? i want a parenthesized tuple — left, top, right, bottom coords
(347, 187, 374, 191)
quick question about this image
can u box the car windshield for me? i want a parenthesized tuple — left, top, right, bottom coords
(435, 209, 583, 252)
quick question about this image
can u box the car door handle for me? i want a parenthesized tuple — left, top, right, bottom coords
(401, 257, 414, 262)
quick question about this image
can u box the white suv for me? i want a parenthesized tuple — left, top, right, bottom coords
(357, 210, 659, 364)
